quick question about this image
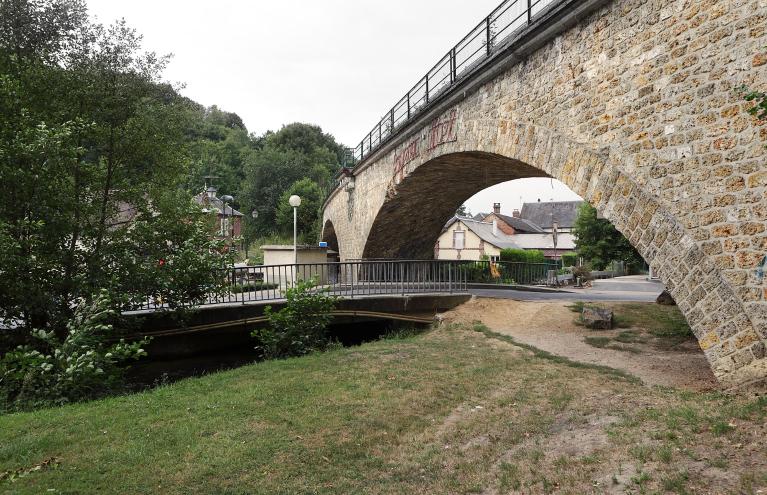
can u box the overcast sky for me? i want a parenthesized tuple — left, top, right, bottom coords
(86, 0, 582, 214)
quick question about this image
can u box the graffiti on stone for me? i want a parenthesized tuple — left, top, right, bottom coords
(392, 138, 419, 186)
(427, 108, 458, 151)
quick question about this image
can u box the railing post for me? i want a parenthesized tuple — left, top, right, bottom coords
(450, 48, 456, 83)
(390, 108, 394, 133)
(425, 75, 429, 104)
(448, 263, 453, 293)
(400, 263, 405, 295)
(486, 17, 492, 55)
(407, 92, 411, 119)
(527, 0, 532, 24)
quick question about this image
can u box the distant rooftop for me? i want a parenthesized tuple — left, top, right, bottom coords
(519, 200, 583, 229)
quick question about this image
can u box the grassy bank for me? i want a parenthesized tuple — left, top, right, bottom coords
(0, 324, 764, 494)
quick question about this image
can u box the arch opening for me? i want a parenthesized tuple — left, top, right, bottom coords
(321, 219, 341, 262)
(362, 152, 550, 260)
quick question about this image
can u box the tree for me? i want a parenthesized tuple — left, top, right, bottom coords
(0, 0, 87, 63)
(183, 101, 258, 200)
(572, 203, 643, 270)
(240, 123, 344, 239)
(456, 204, 471, 217)
(0, 0, 232, 336)
(276, 178, 324, 243)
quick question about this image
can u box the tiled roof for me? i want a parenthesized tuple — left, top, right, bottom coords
(519, 200, 583, 229)
(493, 213, 544, 233)
(444, 217, 575, 251)
(193, 191, 244, 217)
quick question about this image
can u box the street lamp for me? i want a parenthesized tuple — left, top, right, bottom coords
(289, 195, 301, 264)
(220, 195, 234, 240)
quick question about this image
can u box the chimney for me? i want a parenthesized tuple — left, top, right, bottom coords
(493, 202, 501, 214)
(512, 209, 520, 218)
(492, 219, 499, 236)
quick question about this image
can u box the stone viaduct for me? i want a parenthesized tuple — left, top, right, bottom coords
(322, 0, 767, 388)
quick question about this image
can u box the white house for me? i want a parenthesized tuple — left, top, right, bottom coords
(434, 216, 575, 261)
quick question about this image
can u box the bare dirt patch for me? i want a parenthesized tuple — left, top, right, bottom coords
(442, 296, 718, 391)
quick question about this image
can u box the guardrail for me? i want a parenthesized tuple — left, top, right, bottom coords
(458, 260, 561, 286)
(348, 0, 556, 164)
(134, 260, 470, 311)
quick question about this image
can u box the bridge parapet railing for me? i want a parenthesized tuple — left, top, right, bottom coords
(133, 260, 470, 311)
(457, 260, 561, 286)
(349, 0, 556, 164)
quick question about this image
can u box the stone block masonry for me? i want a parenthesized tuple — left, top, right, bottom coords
(323, 0, 767, 389)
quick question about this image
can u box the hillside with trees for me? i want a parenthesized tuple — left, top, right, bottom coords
(0, 0, 345, 409)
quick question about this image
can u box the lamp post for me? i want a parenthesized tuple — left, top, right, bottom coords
(289, 195, 301, 264)
(220, 194, 234, 241)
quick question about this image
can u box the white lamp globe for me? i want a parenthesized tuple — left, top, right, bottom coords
(289, 195, 301, 207)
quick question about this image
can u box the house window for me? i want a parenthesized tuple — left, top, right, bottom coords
(220, 217, 230, 237)
(453, 230, 465, 250)
(490, 255, 500, 262)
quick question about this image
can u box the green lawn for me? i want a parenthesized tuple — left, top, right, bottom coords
(1, 324, 765, 494)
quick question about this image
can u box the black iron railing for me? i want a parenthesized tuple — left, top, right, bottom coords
(132, 260, 470, 311)
(348, 0, 556, 165)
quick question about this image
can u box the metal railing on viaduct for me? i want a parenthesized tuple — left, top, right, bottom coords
(132, 260, 560, 311)
(135, 260, 468, 311)
(347, 0, 556, 164)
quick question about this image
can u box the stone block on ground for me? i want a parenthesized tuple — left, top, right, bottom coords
(656, 290, 676, 305)
(582, 307, 613, 329)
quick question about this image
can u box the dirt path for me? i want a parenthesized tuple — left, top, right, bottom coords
(442, 296, 719, 391)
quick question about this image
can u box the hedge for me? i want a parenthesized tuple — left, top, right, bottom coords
(499, 248, 547, 264)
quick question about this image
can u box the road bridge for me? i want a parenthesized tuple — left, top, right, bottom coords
(321, 0, 767, 388)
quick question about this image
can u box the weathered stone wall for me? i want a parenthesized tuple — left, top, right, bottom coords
(322, 0, 767, 388)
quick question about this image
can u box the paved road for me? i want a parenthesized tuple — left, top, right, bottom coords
(470, 275, 665, 302)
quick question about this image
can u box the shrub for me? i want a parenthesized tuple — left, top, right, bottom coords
(561, 253, 578, 267)
(230, 282, 279, 294)
(572, 263, 593, 282)
(499, 248, 546, 264)
(0, 291, 149, 412)
(252, 278, 337, 359)
(462, 262, 493, 283)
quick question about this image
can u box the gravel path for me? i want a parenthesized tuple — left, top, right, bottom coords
(443, 297, 718, 391)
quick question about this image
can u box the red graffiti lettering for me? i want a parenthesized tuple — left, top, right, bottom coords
(427, 109, 458, 151)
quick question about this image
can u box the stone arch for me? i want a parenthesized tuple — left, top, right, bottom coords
(321, 219, 341, 261)
(353, 119, 764, 388)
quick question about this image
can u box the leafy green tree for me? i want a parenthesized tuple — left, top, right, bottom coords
(183, 102, 257, 200)
(105, 194, 235, 310)
(0, 0, 87, 63)
(267, 122, 345, 162)
(275, 178, 324, 243)
(241, 124, 342, 239)
(572, 203, 643, 270)
(0, 0, 233, 336)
